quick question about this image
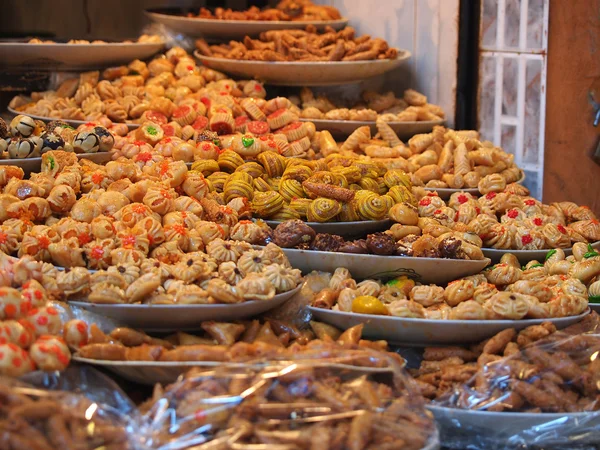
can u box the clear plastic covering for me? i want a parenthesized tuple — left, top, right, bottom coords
(138, 350, 439, 450)
(418, 312, 600, 449)
(141, 23, 195, 52)
(0, 367, 137, 449)
(21, 365, 137, 414)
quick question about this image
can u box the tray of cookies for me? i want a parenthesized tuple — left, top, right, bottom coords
(263, 219, 393, 237)
(308, 118, 446, 140)
(7, 107, 141, 131)
(298, 87, 446, 139)
(9, 48, 273, 129)
(0, 115, 115, 175)
(414, 313, 600, 448)
(460, 193, 600, 263)
(333, 124, 523, 192)
(0, 36, 164, 70)
(283, 249, 491, 284)
(407, 189, 600, 263)
(261, 219, 490, 283)
(72, 321, 406, 384)
(146, 3, 348, 39)
(482, 241, 600, 264)
(308, 258, 591, 345)
(70, 284, 302, 331)
(310, 308, 589, 346)
(194, 27, 409, 85)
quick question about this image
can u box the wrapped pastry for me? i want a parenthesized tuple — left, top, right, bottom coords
(478, 173, 507, 194)
(569, 220, 600, 242)
(444, 279, 475, 307)
(485, 263, 522, 285)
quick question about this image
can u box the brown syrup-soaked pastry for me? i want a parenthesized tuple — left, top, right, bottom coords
(273, 219, 316, 248)
(438, 237, 464, 259)
(395, 234, 420, 257)
(338, 239, 369, 254)
(366, 232, 397, 255)
(311, 233, 344, 252)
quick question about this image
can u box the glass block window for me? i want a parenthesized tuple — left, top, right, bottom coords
(479, 0, 549, 199)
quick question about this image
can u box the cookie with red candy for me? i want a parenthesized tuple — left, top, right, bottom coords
(246, 120, 270, 136)
(0, 342, 35, 376)
(162, 121, 183, 138)
(191, 116, 209, 132)
(209, 112, 235, 135)
(0, 320, 35, 348)
(266, 108, 295, 129)
(25, 305, 62, 336)
(172, 105, 197, 127)
(0, 287, 30, 320)
(235, 115, 250, 133)
(278, 121, 307, 141)
(63, 319, 89, 350)
(142, 110, 168, 125)
(21, 280, 48, 308)
(195, 141, 219, 160)
(30, 335, 71, 371)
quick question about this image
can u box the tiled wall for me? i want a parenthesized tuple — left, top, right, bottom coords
(479, 0, 549, 199)
(316, 0, 459, 127)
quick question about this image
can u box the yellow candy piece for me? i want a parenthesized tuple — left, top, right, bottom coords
(386, 276, 416, 296)
(351, 296, 388, 315)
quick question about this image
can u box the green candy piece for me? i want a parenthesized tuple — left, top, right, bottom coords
(544, 249, 557, 262)
(241, 136, 255, 148)
(528, 263, 544, 269)
(589, 295, 600, 304)
(49, 157, 55, 170)
(146, 126, 158, 136)
(583, 243, 599, 259)
(213, 138, 221, 147)
(386, 279, 400, 287)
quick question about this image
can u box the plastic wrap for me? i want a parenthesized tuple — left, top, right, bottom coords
(0, 368, 137, 449)
(415, 312, 600, 449)
(0, 278, 123, 377)
(141, 23, 195, 52)
(138, 349, 439, 450)
(21, 365, 136, 414)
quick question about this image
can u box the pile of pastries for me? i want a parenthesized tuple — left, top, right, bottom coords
(311, 251, 592, 320)
(386, 188, 600, 251)
(0, 276, 94, 376)
(110, 103, 321, 161)
(189, 0, 342, 21)
(299, 87, 445, 123)
(333, 125, 522, 189)
(196, 26, 399, 61)
(263, 219, 485, 260)
(11, 48, 269, 126)
(460, 193, 600, 249)
(412, 312, 600, 413)
(77, 321, 403, 366)
(0, 160, 303, 304)
(0, 378, 133, 449)
(0, 116, 113, 159)
(79, 242, 302, 305)
(192, 153, 417, 222)
(139, 360, 436, 450)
